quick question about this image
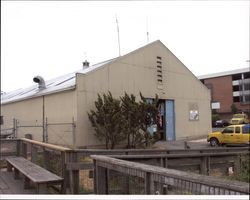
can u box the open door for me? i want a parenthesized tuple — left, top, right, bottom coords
(165, 100, 176, 141)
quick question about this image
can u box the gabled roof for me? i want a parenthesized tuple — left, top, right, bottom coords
(198, 67, 249, 80)
(1, 58, 117, 104)
(1, 40, 164, 105)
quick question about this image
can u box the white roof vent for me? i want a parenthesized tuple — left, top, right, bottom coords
(82, 60, 90, 68)
(33, 76, 46, 90)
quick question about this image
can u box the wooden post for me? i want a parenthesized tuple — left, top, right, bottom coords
(14, 168, 20, 179)
(71, 152, 79, 194)
(95, 164, 108, 194)
(233, 155, 241, 175)
(145, 172, 154, 194)
(61, 151, 68, 194)
(160, 158, 164, 167)
(125, 174, 130, 194)
(207, 156, 210, 175)
(43, 148, 49, 170)
(200, 156, 208, 175)
(93, 160, 97, 194)
(22, 142, 27, 158)
(31, 145, 38, 163)
(163, 157, 169, 194)
(164, 157, 168, 168)
(7, 162, 12, 172)
(24, 177, 30, 189)
(16, 139, 21, 157)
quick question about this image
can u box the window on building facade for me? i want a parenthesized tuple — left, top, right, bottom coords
(244, 72, 250, 79)
(233, 96, 240, 103)
(232, 71, 250, 104)
(232, 73, 242, 81)
(156, 56, 163, 86)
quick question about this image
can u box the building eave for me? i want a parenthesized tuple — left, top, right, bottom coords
(1, 85, 76, 105)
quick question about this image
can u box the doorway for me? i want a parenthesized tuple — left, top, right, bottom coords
(165, 100, 176, 141)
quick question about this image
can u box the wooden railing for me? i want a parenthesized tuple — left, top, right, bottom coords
(72, 147, 250, 156)
(0, 138, 78, 194)
(91, 155, 250, 195)
(1, 138, 249, 194)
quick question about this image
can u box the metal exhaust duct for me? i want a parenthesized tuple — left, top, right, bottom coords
(33, 76, 46, 90)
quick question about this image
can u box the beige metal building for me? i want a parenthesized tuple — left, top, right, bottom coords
(1, 40, 211, 148)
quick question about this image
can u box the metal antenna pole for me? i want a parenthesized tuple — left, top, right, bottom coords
(146, 17, 149, 43)
(84, 52, 87, 60)
(116, 15, 121, 56)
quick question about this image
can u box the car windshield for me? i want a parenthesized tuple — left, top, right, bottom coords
(233, 114, 244, 118)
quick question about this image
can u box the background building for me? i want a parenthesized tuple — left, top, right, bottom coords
(198, 67, 250, 119)
(1, 41, 211, 148)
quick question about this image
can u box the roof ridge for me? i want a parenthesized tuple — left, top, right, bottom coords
(198, 67, 249, 79)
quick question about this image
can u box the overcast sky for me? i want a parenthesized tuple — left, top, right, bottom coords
(1, 1, 249, 92)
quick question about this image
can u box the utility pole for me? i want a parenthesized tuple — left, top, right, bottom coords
(146, 17, 149, 43)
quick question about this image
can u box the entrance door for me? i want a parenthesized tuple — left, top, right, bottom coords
(165, 100, 175, 141)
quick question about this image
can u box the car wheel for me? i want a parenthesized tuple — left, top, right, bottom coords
(210, 138, 219, 147)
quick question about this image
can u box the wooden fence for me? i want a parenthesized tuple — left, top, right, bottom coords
(0, 138, 249, 194)
(91, 155, 249, 195)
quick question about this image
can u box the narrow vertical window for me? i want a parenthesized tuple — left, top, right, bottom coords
(156, 56, 163, 85)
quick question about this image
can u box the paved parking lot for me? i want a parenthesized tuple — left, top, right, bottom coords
(153, 128, 224, 150)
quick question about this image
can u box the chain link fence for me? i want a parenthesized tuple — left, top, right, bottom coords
(0, 118, 75, 147)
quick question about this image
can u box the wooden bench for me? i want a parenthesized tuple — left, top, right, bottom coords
(6, 156, 64, 194)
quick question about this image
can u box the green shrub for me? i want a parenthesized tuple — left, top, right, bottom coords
(237, 158, 250, 182)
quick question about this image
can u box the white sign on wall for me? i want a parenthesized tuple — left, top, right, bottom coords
(211, 102, 220, 109)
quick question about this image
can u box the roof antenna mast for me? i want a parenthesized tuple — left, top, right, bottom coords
(146, 16, 149, 43)
(116, 14, 121, 56)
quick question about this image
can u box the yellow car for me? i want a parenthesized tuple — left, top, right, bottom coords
(230, 113, 249, 125)
(207, 124, 250, 146)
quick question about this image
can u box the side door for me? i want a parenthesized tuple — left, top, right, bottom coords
(233, 126, 242, 143)
(222, 126, 235, 143)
